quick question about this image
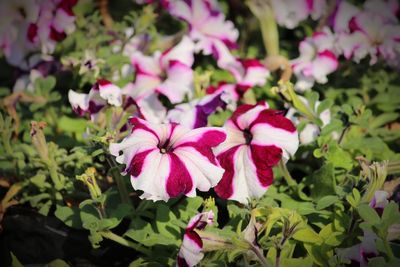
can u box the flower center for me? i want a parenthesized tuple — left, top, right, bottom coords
(243, 128, 253, 145)
(158, 139, 173, 154)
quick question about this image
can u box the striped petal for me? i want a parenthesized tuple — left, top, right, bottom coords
(215, 104, 298, 203)
(177, 211, 214, 267)
(110, 119, 227, 201)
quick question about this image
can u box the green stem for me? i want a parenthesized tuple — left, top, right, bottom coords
(100, 230, 151, 256)
(384, 239, 395, 260)
(247, 0, 279, 56)
(259, 12, 279, 56)
(249, 243, 271, 267)
(109, 157, 132, 207)
(279, 160, 297, 187)
(47, 160, 63, 190)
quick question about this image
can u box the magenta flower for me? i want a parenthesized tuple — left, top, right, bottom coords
(334, 0, 400, 65)
(177, 211, 214, 267)
(68, 79, 122, 117)
(121, 36, 195, 122)
(168, 0, 238, 55)
(109, 118, 226, 201)
(168, 0, 239, 70)
(291, 28, 339, 91)
(0, 0, 77, 68)
(271, 0, 327, 29)
(214, 103, 299, 203)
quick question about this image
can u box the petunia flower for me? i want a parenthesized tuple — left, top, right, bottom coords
(214, 103, 299, 203)
(123, 36, 195, 107)
(168, 0, 239, 70)
(337, 230, 379, 267)
(109, 118, 226, 201)
(205, 58, 269, 111)
(0, 0, 77, 69)
(291, 28, 339, 91)
(166, 92, 226, 129)
(337, 11, 400, 65)
(177, 211, 214, 267)
(271, 0, 327, 29)
(369, 190, 389, 216)
(68, 79, 122, 118)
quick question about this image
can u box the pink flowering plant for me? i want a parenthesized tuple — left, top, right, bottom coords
(0, 1, 400, 266)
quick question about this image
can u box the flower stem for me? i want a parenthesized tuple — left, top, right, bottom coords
(100, 230, 151, 256)
(279, 160, 297, 187)
(247, 0, 279, 56)
(249, 243, 271, 267)
(109, 160, 131, 206)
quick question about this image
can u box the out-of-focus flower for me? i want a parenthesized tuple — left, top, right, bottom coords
(0, 0, 77, 69)
(109, 118, 226, 201)
(214, 103, 299, 203)
(68, 79, 122, 118)
(13, 69, 44, 93)
(369, 190, 389, 216)
(168, 0, 238, 55)
(337, 230, 379, 267)
(285, 96, 331, 145)
(205, 58, 269, 111)
(333, 0, 400, 66)
(168, 0, 239, 70)
(123, 36, 195, 107)
(177, 211, 214, 267)
(338, 12, 400, 65)
(166, 92, 225, 129)
(291, 28, 339, 91)
(271, 0, 327, 29)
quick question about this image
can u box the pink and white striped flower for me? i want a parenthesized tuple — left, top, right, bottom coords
(177, 211, 214, 267)
(271, 0, 327, 29)
(168, 0, 239, 70)
(168, 0, 238, 55)
(204, 58, 269, 111)
(291, 28, 339, 91)
(338, 11, 400, 65)
(123, 36, 195, 106)
(68, 79, 122, 117)
(0, 0, 77, 68)
(214, 103, 299, 203)
(109, 118, 226, 201)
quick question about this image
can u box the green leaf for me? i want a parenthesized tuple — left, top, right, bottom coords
(293, 227, 323, 244)
(45, 259, 70, 267)
(316, 99, 333, 116)
(57, 116, 87, 133)
(309, 163, 336, 199)
(55, 205, 83, 229)
(155, 203, 181, 243)
(357, 204, 381, 225)
(10, 252, 23, 267)
(316, 195, 339, 210)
